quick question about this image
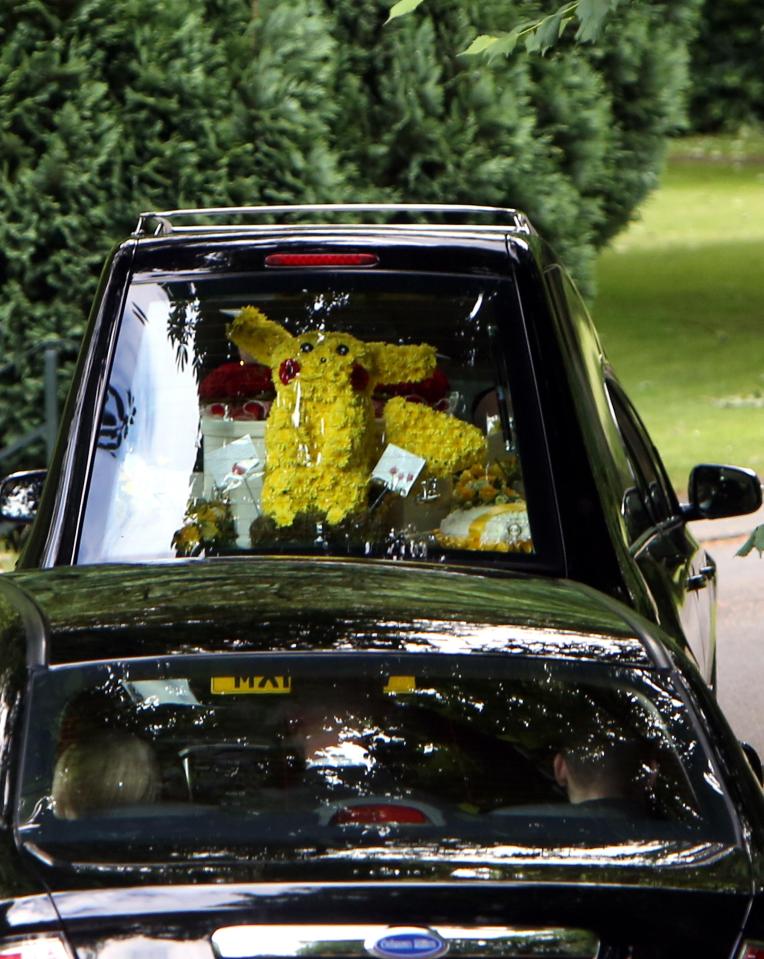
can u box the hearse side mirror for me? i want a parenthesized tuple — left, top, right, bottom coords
(0, 470, 47, 524)
(741, 742, 764, 787)
(683, 464, 762, 521)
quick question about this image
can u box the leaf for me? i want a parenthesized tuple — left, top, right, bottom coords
(735, 525, 764, 557)
(575, 0, 616, 43)
(385, 0, 426, 23)
(487, 28, 523, 58)
(461, 34, 500, 57)
(528, 11, 566, 54)
(461, 28, 522, 59)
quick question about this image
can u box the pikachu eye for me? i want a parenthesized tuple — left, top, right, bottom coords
(336, 344, 350, 356)
(300, 342, 314, 353)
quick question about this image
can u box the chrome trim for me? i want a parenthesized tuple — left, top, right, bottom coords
(210, 924, 599, 959)
(146, 223, 522, 235)
(133, 204, 533, 237)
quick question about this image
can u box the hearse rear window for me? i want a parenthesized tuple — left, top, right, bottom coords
(78, 273, 540, 563)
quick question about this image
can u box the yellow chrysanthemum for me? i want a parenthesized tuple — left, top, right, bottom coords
(383, 397, 487, 478)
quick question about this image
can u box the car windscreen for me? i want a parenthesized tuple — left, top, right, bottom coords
(77, 271, 546, 564)
(18, 654, 736, 877)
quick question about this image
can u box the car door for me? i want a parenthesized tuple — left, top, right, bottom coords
(605, 379, 716, 683)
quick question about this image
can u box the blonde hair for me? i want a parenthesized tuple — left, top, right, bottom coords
(53, 731, 160, 820)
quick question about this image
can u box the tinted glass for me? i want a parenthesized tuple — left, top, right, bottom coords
(18, 655, 734, 876)
(78, 273, 535, 562)
(606, 381, 677, 537)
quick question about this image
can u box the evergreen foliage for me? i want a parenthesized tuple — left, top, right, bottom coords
(688, 0, 764, 131)
(0, 0, 702, 470)
(0, 0, 342, 466)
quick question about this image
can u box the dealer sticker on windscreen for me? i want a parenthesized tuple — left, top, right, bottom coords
(211, 675, 292, 694)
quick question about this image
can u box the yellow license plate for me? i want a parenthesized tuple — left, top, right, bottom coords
(211, 675, 291, 695)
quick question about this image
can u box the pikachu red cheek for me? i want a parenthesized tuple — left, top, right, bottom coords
(279, 358, 301, 385)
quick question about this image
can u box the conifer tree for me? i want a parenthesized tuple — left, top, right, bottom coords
(0, 1, 124, 462)
(0, 0, 346, 464)
(689, 0, 764, 131)
(235, 0, 348, 204)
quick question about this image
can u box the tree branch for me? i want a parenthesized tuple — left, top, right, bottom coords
(387, 0, 626, 58)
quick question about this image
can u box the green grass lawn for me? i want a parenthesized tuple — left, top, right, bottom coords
(593, 132, 764, 491)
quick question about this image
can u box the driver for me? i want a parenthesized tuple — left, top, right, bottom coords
(553, 736, 656, 816)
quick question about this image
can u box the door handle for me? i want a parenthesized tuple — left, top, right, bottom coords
(687, 564, 714, 590)
(687, 572, 709, 591)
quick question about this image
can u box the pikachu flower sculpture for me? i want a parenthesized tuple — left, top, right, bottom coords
(228, 307, 486, 527)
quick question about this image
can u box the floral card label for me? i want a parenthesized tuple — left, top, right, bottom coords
(372, 444, 426, 497)
(206, 434, 261, 489)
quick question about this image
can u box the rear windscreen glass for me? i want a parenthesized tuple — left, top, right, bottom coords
(78, 273, 543, 564)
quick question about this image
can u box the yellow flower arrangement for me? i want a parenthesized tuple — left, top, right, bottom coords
(382, 396, 487, 479)
(452, 459, 521, 509)
(437, 522, 534, 554)
(436, 457, 531, 553)
(227, 307, 493, 529)
(172, 497, 236, 556)
(228, 308, 439, 526)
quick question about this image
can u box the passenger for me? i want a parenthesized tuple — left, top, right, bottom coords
(553, 737, 655, 817)
(52, 730, 160, 820)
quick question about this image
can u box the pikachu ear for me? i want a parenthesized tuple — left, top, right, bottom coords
(368, 341, 437, 387)
(228, 307, 295, 366)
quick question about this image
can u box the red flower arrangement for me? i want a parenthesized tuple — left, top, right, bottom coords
(199, 361, 275, 421)
(200, 361, 274, 400)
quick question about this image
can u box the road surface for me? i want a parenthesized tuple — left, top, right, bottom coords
(706, 532, 764, 759)
(692, 503, 764, 762)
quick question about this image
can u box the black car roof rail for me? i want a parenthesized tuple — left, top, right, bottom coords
(133, 204, 534, 237)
